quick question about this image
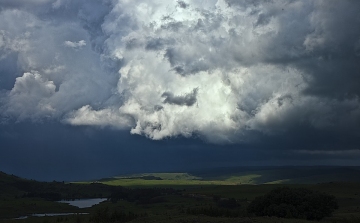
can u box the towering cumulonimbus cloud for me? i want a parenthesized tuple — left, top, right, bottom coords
(0, 0, 360, 144)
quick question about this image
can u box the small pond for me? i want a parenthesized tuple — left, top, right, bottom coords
(13, 198, 106, 220)
(57, 198, 107, 208)
(15, 198, 107, 219)
(15, 213, 88, 220)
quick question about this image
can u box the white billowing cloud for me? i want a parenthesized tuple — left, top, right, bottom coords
(66, 105, 133, 129)
(64, 40, 86, 49)
(95, 0, 360, 143)
(5, 71, 56, 120)
(1, 0, 360, 144)
(0, 7, 118, 120)
(0, 10, 34, 58)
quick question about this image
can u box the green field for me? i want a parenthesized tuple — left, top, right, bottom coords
(1, 167, 360, 223)
(87, 166, 360, 187)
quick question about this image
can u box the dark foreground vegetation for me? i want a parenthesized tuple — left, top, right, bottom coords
(247, 187, 338, 220)
(1, 169, 360, 223)
(89, 207, 141, 223)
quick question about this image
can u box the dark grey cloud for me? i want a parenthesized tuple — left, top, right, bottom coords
(254, 13, 272, 27)
(257, 0, 360, 98)
(162, 88, 198, 106)
(0, 52, 20, 90)
(177, 1, 189, 9)
(1, 122, 359, 181)
(164, 47, 211, 76)
(145, 38, 167, 51)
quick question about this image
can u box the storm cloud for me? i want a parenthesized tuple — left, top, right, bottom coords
(0, 0, 359, 149)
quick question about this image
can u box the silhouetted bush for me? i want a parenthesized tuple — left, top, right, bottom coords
(23, 192, 62, 201)
(90, 207, 138, 223)
(187, 206, 242, 218)
(216, 197, 238, 209)
(110, 187, 178, 204)
(247, 187, 338, 220)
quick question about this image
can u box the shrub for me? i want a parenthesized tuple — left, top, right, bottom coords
(216, 198, 238, 209)
(247, 187, 338, 220)
(90, 207, 138, 223)
(187, 206, 241, 218)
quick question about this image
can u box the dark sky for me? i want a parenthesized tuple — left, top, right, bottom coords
(0, 0, 360, 181)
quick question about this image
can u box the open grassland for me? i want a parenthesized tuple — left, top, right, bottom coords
(112, 173, 201, 180)
(87, 166, 360, 187)
(192, 166, 360, 184)
(79, 172, 264, 188)
(93, 178, 235, 188)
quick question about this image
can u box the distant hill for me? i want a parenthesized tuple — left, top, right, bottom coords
(0, 171, 115, 201)
(190, 166, 360, 184)
(0, 171, 25, 183)
(107, 172, 201, 181)
(0, 171, 31, 199)
(98, 166, 360, 186)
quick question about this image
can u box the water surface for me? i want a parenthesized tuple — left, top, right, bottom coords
(15, 213, 88, 219)
(13, 198, 106, 219)
(58, 198, 107, 208)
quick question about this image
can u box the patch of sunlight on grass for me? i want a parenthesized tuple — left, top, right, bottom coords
(114, 173, 201, 180)
(265, 179, 291, 184)
(224, 174, 262, 184)
(99, 179, 238, 188)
